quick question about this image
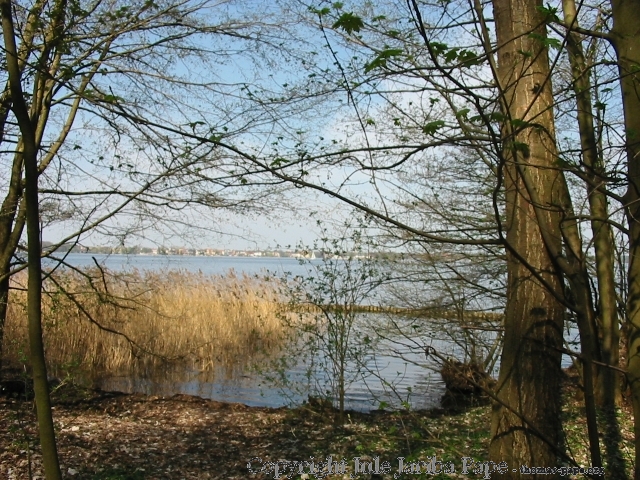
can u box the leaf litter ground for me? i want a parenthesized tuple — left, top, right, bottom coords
(0, 371, 634, 479)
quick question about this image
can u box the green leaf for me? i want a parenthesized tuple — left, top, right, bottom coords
(364, 48, 403, 73)
(488, 112, 506, 123)
(332, 12, 364, 34)
(536, 4, 560, 22)
(545, 37, 562, 49)
(422, 120, 445, 135)
(511, 141, 531, 158)
(309, 6, 331, 15)
(458, 50, 482, 66)
(444, 47, 459, 63)
(528, 33, 562, 50)
(429, 41, 448, 56)
(270, 157, 288, 167)
(102, 94, 123, 104)
(510, 118, 530, 128)
(456, 108, 470, 119)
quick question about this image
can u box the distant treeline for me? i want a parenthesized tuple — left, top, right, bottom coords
(42, 243, 486, 262)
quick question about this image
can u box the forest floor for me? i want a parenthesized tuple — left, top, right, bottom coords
(0, 370, 634, 480)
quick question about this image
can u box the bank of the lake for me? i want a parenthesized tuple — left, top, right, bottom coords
(0, 373, 628, 480)
(0, 252, 627, 477)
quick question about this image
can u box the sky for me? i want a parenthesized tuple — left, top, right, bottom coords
(32, 0, 514, 252)
(34, 0, 362, 251)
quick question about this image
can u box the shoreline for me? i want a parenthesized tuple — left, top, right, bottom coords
(1, 385, 491, 480)
(1, 374, 633, 479)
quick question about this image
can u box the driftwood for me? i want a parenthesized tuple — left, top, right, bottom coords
(305, 395, 335, 411)
(440, 359, 495, 395)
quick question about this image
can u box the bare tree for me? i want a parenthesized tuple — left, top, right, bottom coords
(0, 0, 321, 371)
(1, 0, 62, 475)
(0, 0, 329, 476)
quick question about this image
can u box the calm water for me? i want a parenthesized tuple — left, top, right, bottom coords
(48, 253, 314, 277)
(52, 253, 500, 411)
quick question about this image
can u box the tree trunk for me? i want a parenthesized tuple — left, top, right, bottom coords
(0, 0, 45, 381)
(0, 197, 26, 378)
(0, 275, 9, 374)
(611, 0, 640, 478)
(562, 0, 621, 410)
(0, 154, 26, 379)
(560, 0, 626, 474)
(0, 0, 63, 477)
(489, 0, 566, 474)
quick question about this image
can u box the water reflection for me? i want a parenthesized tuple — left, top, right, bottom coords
(98, 350, 448, 411)
(50, 254, 576, 411)
(96, 315, 577, 412)
(96, 314, 491, 412)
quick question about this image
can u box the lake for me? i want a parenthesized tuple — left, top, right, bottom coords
(49, 253, 501, 411)
(48, 253, 315, 277)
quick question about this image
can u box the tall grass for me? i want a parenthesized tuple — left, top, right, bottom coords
(3, 268, 288, 378)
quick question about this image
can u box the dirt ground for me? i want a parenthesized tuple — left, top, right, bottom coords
(1, 384, 466, 480)
(2, 390, 321, 479)
(1, 368, 615, 480)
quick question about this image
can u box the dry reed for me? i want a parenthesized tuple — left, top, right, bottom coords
(3, 268, 288, 377)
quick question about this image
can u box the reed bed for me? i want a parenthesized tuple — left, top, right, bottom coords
(3, 268, 289, 377)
